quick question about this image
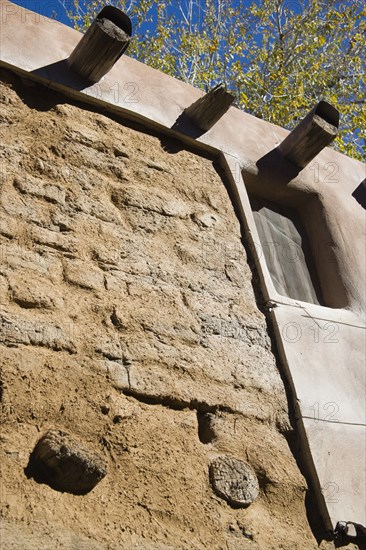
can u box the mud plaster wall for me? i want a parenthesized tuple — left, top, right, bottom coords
(0, 70, 358, 550)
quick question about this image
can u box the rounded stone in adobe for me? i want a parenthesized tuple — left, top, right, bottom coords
(209, 456, 259, 507)
(27, 429, 107, 495)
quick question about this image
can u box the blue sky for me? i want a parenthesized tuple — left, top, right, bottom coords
(11, 1, 73, 26)
(9, 1, 309, 31)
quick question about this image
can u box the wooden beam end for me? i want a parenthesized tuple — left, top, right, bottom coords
(278, 101, 340, 169)
(68, 8, 132, 84)
(184, 84, 235, 132)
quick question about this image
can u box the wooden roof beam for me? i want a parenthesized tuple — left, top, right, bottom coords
(184, 83, 235, 132)
(68, 7, 132, 84)
(278, 101, 339, 169)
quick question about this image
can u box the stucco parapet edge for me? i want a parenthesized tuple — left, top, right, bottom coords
(0, 0, 365, 186)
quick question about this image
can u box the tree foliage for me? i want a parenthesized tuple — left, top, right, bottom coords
(64, 0, 365, 160)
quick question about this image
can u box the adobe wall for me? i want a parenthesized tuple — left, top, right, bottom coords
(0, 69, 354, 549)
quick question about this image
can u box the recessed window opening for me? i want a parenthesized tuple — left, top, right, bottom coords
(250, 196, 324, 306)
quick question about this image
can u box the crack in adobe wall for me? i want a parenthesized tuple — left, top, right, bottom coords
(121, 388, 239, 416)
